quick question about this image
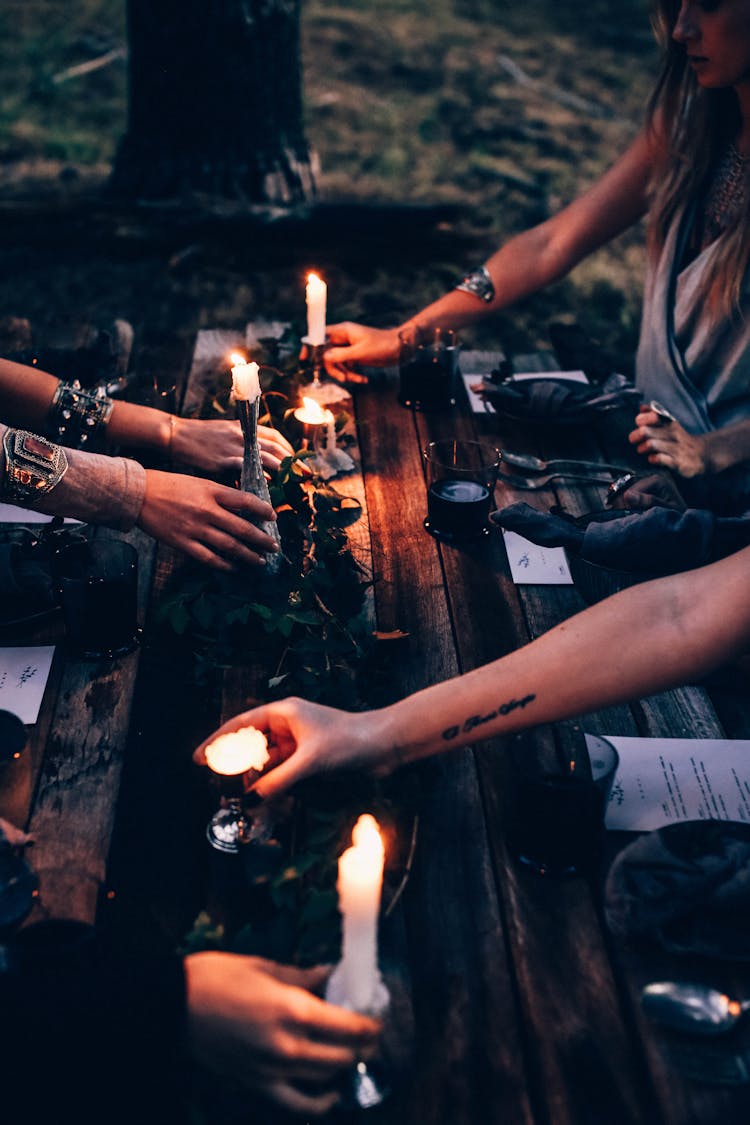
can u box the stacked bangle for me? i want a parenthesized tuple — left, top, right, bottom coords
(49, 381, 114, 451)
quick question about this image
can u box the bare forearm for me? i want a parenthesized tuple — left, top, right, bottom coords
(376, 549, 750, 768)
(403, 132, 651, 337)
(0, 359, 58, 426)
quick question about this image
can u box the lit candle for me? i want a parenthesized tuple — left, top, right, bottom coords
(306, 272, 327, 346)
(204, 727, 270, 777)
(330, 814, 387, 1013)
(293, 395, 334, 434)
(230, 353, 261, 401)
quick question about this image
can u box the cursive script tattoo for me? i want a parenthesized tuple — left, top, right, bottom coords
(441, 693, 536, 741)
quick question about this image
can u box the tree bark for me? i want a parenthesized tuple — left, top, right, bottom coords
(108, 0, 317, 206)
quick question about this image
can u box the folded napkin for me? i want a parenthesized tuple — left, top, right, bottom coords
(478, 371, 639, 424)
(492, 503, 750, 576)
(605, 821, 750, 960)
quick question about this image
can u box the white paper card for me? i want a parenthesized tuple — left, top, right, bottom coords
(0, 646, 55, 723)
(0, 503, 79, 526)
(502, 530, 573, 584)
(585, 733, 750, 832)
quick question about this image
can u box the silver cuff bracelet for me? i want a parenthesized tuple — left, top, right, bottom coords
(455, 265, 495, 304)
(49, 381, 114, 450)
(2, 429, 69, 505)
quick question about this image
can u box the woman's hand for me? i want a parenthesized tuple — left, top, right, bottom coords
(194, 697, 391, 798)
(324, 323, 402, 384)
(608, 471, 687, 512)
(170, 417, 294, 474)
(185, 952, 381, 1116)
(138, 469, 280, 571)
(629, 407, 709, 478)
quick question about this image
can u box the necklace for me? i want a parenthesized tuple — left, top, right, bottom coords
(701, 143, 748, 248)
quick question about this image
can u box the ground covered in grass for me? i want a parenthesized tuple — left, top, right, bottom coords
(0, 0, 656, 364)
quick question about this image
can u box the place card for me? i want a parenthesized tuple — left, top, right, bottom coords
(0, 503, 79, 525)
(0, 646, 55, 723)
(585, 733, 750, 832)
(502, 530, 573, 584)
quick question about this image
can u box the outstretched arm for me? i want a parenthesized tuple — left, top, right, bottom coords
(325, 130, 653, 380)
(0, 357, 293, 473)
(196, 546, 750, 793)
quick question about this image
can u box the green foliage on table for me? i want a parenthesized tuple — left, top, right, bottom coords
(157, 449, 372, 707)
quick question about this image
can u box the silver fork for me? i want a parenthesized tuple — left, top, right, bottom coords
(496, 469, 615, 490)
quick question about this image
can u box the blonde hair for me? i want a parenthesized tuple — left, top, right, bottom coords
(647, 0, 750, 314)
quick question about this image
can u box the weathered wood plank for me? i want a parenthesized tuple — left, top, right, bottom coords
(356, 374, 534, 1125)
(24, 525, 157, 924)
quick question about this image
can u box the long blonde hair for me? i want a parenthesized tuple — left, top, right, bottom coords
(647, 0, 750, 314)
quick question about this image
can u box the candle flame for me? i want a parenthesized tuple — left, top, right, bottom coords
(295, 396, 331, 424)
(351, 814, 384, 858)
(230, 352, 246, 366)
(205, 727, 269, 776)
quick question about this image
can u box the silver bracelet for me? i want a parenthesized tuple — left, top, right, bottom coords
(2, 429, 69, 505)
(49, 380, 114, 450)
(455, 265, 495, 304)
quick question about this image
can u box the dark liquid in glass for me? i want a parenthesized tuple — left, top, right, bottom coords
(56, 542, 139, 659)
(508, 772, 603, 877)
(398, 351, 456, 411)
(426, 479, 491, 541)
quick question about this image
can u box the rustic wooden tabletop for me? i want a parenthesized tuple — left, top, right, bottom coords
(3, 330, 750, 1124)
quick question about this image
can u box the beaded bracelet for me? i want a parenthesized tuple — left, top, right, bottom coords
(49, 381, 114, 451)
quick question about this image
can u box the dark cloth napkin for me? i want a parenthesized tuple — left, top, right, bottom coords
(492, 502, 750, 576)
(605, 821, 750, 960)
(478, 371, 640, 424)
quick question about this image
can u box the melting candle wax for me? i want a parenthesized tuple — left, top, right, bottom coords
(230, 354, 261, 401)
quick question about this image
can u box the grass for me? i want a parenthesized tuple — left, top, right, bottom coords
(0, 0, 659, 361)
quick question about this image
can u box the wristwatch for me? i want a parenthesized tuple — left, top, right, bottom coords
(2, 429, 69, 504)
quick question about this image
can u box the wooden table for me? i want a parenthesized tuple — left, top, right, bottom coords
(3, 334, 750, 1124)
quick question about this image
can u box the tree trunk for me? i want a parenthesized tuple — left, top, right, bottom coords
(108, 0, 317, 206)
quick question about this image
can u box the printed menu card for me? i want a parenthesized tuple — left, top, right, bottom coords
(585, 733, 750, 832)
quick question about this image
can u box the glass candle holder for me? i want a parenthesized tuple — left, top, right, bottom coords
(204, 728, 270, 853)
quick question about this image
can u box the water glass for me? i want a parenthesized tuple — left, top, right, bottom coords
(507, 736, 619, 877)
(54, 538, 139, 659)
(423, 439, 500, 542)
(398, 325, 459, 411)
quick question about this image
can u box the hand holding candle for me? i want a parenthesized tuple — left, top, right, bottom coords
(326, 814, 389, 1017)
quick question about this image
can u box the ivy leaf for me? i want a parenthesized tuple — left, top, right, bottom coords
(168, 602, 191, 635)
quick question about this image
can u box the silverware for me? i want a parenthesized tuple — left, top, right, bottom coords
(500, 450, 631, 475)
(496, 468, 615, 490)
(641, 981, 750, 1036)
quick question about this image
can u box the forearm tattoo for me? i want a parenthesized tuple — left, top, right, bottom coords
(441, 693, 536, 742)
